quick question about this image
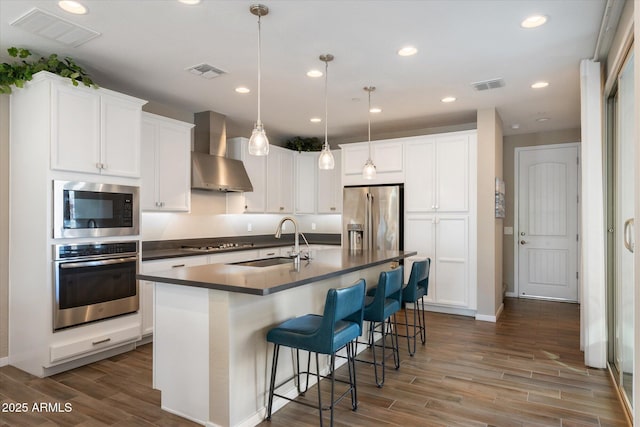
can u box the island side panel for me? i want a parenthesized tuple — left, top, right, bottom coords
(154, 283, 210, 424)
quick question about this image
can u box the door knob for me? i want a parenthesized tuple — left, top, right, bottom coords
(520, 240, 527, 245)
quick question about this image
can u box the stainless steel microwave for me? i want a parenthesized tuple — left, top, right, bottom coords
(53, 181, 139, 238)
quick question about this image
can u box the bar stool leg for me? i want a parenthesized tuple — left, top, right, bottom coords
(346, 341, 358, 410)
(418, 297, 426, 344)
(266, 344, 280, 420)
(391, 314, 400, 369)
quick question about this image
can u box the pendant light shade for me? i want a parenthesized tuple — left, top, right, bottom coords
(248, 4, 269, 156)
(318, 54, 335, 170)
(363, 86, 377, 179)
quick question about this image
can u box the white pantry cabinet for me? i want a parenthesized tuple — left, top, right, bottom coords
(403, 130, 477, 314)
(266, 146, 294, 213)
(48, 73, 146, 177)
(141, 112, 194, 211)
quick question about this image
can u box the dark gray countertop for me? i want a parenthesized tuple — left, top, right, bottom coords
(138, 248, 416, 296)
(141, 233, 341, 261)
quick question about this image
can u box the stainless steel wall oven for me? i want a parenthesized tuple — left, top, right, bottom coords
(53, 180, 139, 239)
(53, 241, 139, 330)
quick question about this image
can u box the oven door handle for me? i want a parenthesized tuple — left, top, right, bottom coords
(59, 256, 138, 269)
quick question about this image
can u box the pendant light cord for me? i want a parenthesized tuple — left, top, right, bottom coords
(324, 60, 329, 148)
(367, 89, 372, 159)
(257, 14, 262, 125)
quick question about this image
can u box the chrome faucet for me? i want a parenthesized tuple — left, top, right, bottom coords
(275, 216, 301, 266)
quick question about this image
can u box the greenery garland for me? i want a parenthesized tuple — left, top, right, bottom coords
(0, 47, 97, 94)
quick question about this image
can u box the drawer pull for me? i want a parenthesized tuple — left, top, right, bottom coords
(266, 252, 275, 256)
(92, 338, 111, 346)
(172, 264, 186, 268)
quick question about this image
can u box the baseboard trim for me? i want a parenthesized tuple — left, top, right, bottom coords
(505, 291, 517, 298)
(475, 303, 504, 323)
(0, 356, 8, 367)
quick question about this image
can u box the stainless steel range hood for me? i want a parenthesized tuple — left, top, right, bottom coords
(191, 111, 253, 192)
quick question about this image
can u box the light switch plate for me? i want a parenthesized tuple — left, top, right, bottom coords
(504, 226, 513, 235)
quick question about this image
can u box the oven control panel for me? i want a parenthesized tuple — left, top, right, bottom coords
(55, 241, 139, 260)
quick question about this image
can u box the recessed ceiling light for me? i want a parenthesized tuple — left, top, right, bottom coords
(58, 1, 87, 14)
(511, 124, 520, 130)
(306, 69, 323, 78)
(178, 0, 201, 4)
(310, 117, 322, 123)
(369, 107, 382, 113)
(521, 14, 547, 28)
(531, 81, 549, 89)
(536, 117, 550, 122)
(235, 87, 250, 94)
(441, 96, 456, 103)
(397, 46, 418, 56)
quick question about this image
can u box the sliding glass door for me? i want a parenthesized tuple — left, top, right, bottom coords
(607, 50, 634, 410)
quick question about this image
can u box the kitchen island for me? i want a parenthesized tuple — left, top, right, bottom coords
(138, 248, 416, 427)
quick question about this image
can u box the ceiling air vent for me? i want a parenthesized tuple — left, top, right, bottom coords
(471, 78, 505, 91)
(186, 63, 227, 79)
(10, 8, 101, 47)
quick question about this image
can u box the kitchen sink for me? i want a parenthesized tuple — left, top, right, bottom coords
(230, 257, 294, 268)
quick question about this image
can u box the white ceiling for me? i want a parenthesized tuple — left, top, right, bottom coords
(0, 0, 608, 145)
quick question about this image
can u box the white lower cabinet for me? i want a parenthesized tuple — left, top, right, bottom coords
(404, 214, 473, 310)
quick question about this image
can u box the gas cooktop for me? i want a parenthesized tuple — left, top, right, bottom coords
(181, 242, 254, 252)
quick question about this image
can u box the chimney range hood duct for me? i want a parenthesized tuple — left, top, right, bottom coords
(191, 111, 253, 192)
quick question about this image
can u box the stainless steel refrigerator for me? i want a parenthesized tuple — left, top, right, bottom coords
(342, 185, 403, 251)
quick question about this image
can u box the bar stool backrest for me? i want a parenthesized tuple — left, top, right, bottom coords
(370, 267, 404, 309)
(319, 279, 366, 353)
(404, 259, 430, 302)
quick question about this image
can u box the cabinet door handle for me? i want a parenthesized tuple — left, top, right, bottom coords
(96, 162, 103, 169)
(172, 264, 186, 268)
(265, 252, 276, 256)
(92, 338, 111, 346)
(330, 207, 336, 211)
(102, 163, 108, 170)
(280, 207, 284, 211)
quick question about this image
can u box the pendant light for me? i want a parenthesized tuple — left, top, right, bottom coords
(318, 54, 335, 170)
(362, 86, 377, 179)
(248, 4, 269, 156)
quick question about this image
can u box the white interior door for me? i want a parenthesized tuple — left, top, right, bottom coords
(516, 144, 579, 301)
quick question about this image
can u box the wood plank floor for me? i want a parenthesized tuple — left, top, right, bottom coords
(0, 298, 630, 426)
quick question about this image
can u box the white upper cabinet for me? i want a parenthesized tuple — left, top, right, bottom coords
(49, 74, 146, 177)
(141, 112, 194, 211)
(404, 133, 473, 213)
(317, 150, 342, 214)
(340, 140, 403, 185)
(266, 146, 294, 214)
(227, 137, 267, 213)
(295, 152, 317, 214)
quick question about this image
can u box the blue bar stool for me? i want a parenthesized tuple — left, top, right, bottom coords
(400, 258, 431, 356)
(360, 267, 403, 387)
(266, 279, 366, 427)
